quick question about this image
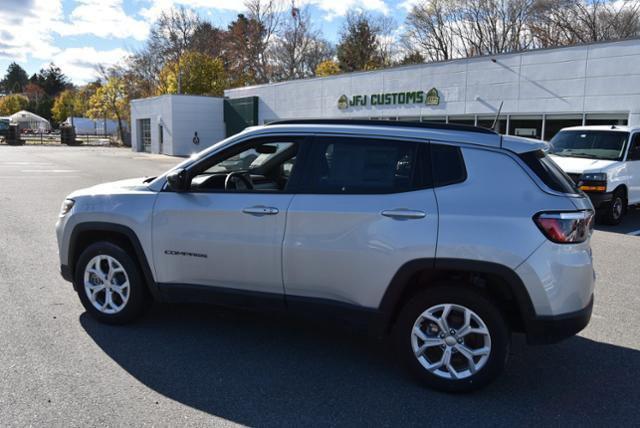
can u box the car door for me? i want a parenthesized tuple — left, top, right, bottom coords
(625, 133, 640, 204)
(283, 135, 439, 309)
(152, 135, 308, 302)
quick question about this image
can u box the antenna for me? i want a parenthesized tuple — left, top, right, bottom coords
(491, 101, 504, 132)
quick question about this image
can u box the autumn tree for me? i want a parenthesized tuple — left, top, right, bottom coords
(158, 51, 228, 96)
(1, 62, 29, 94)
(315, 59, 341, 77)
(51, 89, 80, 124)
(148, 6, 201, 94)
(87, 77, 129, 144)
(0, 94, 29, 115)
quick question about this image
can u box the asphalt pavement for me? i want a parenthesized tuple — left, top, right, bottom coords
(1, 145, 639, 426)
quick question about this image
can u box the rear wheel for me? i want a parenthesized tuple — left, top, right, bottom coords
(74, 241, 150, 324)
(394, 285, 510, 393)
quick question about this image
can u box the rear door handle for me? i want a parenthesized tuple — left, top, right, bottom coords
(381, 209, 426, 219)
(242, 206, 279, 215)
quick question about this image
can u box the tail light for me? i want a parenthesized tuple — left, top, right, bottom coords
(534, 211, 594, 244)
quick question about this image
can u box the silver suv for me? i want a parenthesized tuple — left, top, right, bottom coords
(56, 120, 595, 392)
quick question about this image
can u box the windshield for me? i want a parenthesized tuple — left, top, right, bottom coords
(549, 130, 629, 161)
(0, 119, 9, 130)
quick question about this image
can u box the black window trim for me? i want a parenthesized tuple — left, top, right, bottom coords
(298, 134, 430, 195)
(429, 142, 468, 188)
(164, 135, 312, 194)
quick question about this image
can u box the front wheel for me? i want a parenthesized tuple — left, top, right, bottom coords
(601, 191, 626, 225)
(394, 286, 510, 393)
(74, 241, 150, 324)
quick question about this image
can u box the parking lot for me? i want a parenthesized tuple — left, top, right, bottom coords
(1, 145, 639, 426)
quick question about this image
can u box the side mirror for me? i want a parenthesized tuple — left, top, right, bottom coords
(166, 168, 189, 192)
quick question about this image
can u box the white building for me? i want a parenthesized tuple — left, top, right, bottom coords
(130, 95, 225, 155)
(9, 110, 50, 131)
(131, 38, 640, 155)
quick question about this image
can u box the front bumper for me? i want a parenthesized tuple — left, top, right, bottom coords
(584, 191, 614, 209)
(526, 295, 593, 344)
(60, 264, 73, 282)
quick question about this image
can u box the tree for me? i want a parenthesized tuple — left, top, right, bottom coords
(51, 89, 80, 124)
(336, 11, 383, 72)
(87, 77, 128, 145)
(148, 6, 201, 94)
(272, 5, 326, 81)
(1, 62, 29, 94)
(244, 0, 283, 83)
(399, 51, 426, 65)
(30, 63, 72, 97)
(532, 0, 640, 47)
(225, 13, 269, 85)
(315, 59, 341, 77)
(0, 94, 29, 115)
(158, 51, 228, 96)
(403, 0, 458, 61)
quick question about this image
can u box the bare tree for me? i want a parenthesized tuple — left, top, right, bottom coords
(271, 4, 334, 80)
(532, 0, 640, 47)
(403, 0, 458, 61)
(244, 0, 283, 83)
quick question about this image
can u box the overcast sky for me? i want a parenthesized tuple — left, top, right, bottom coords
(0, 0, 417, 85)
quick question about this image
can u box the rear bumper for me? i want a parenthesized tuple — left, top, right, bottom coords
(525, 295, 593, 344)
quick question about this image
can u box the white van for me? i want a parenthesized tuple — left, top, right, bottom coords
(548, 125, 640, 224)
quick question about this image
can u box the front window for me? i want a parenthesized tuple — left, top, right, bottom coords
(549, 130, 629, 161)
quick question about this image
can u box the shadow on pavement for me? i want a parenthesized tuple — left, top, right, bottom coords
(81, 304, 640, 426)
(595, 206, 640, 235)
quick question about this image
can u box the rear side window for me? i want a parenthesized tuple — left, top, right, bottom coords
(431, 144, 467, 187)
(307, 137, 420, 194)
(519, 150, 578, 194)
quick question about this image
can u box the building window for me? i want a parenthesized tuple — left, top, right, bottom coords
(421, 116, 446, 123)
(398, 116, 421, 122)
(477, 116, 507, 134)
(509, 115, 543, 139)
(544, 115, 583, 141)
(585, 113, 628, 126)
(447, 116, 475, 125)
(139, 119, 151, 153)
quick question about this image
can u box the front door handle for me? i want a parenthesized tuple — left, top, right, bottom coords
(381, 209, 426, 219)
(242, 206, 279, 215)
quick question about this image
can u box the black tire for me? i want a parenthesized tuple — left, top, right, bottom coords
(601, 190, 626, 225)
(74, 241, 150, 324)
(394, 285, 510, 393)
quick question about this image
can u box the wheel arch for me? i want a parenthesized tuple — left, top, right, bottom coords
(376, 258, 537, 337)
(67, 222, 161, 300)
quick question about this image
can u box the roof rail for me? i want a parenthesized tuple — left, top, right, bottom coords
(266, 118, 498, 135)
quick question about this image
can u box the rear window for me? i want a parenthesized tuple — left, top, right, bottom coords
(519, 150, 578, 194)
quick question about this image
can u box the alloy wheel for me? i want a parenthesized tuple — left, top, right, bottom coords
(411, 303, 492, 380)
(83, 255, 130, 315)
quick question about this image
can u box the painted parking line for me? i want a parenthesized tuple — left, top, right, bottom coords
(20, 169, 79, 173)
